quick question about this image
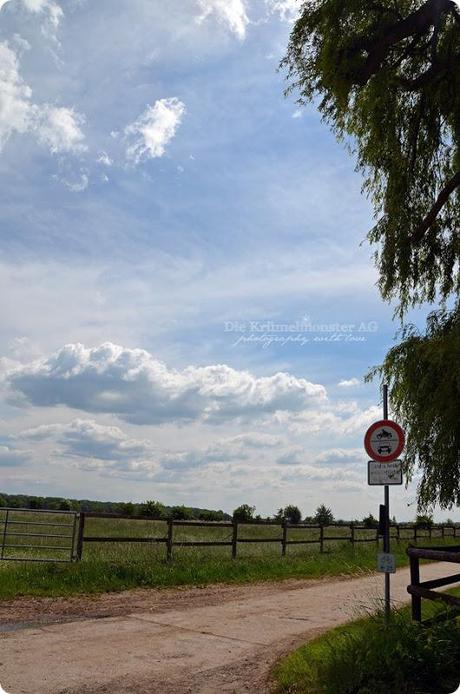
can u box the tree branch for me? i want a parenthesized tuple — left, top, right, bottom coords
(398, 53, 458, 90)
(351, 0, 454, 86)
(410, 170, 460, 243)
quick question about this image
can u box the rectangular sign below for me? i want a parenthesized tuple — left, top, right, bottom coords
(377, 552, 396, 574)
(368, 460, 403, 486)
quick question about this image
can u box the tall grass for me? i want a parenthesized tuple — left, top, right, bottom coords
(274, 602, 460, 694)
(0, 510, 458, 600)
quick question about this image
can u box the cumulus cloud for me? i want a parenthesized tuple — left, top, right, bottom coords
(196, 0, 249, 39)
(124, 97, 185, 164)
(0, 41, 86, 155)
(338, 377, 361, 388)
(35, 105, 86, 154)
(19, 419, 283, 477)
(22, 418, 155, 463)
(5, 342, 327, 425)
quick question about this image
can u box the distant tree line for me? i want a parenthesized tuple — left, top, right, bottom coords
(232, 505, 455, 526)
(0, 493, 230, 521)
(232, 503, 335, 525)
(1, 494, 454, 526)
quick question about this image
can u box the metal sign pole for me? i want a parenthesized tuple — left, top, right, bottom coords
(383, 384, 391, 621)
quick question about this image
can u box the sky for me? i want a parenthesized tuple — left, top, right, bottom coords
(0, 0, 455, 522)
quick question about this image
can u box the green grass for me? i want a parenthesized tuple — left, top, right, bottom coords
(274, 590, 460, 694)
(0, 510, 458, 600)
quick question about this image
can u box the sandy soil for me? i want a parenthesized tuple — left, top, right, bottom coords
(0, 563, 458, 694)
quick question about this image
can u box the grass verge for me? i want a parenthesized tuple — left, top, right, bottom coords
(273, 589, 460, 694)
(0, 538, 458, 600)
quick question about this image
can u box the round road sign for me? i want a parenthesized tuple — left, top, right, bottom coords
(364, 419, 405, 463)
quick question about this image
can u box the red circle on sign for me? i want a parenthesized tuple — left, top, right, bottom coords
(364, 419, 405, 463)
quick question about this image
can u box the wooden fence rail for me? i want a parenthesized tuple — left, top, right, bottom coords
(407, 544, 460, 623)
(76, 513, 460, 562)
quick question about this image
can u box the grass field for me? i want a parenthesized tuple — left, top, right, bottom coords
(0, 509, 458, 600)
(274, 589, 460, 693)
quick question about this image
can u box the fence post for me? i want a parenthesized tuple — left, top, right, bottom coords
(428, 526, 432, 541)
(167, 519, 173, 560)
(454, 525, 457, 539)
(1, 509, 9, 560)
(409, 552, 422, 622)
(442, 525, 445, 539)
(414, 525, 417, 543)
(350, 523, 355, 546)
(320, 525, 324, 553)
(76, 512, 85, 561)
(281, 520, 288, 556)
(232, 521, 238, 559)
(396, 524, 400, 544)
(375, 527, 379, 545)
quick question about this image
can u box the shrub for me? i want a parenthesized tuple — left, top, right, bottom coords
(283, 505, 302, 524)
(232, 504, 256, 522)
(415, 513, 434, 529)
(362, 513, 378, 529)
(169, 505, 193, 520)
(314, 504, 334, 526)
(140, 500, 166, 519)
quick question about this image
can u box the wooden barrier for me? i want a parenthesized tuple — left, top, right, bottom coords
(76, 513, 460, 562)
(407, 544, 460, 623)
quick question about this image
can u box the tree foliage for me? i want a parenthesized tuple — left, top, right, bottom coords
(362, 513, 378, 528)
(277, 504, 303, 523)
(283, 1, 460, 508)
(314, 504, 335, 525)
(371, 307, 460, 507)
(232, 504, 256, 522)
(283, 0, 460, 311)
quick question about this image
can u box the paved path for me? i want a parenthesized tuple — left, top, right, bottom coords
(1, 563, 458, 694)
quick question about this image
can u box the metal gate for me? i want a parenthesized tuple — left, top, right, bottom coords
(0, 507, 79, 562)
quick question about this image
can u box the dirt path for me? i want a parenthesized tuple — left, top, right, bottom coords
(1, 564, 458, 694)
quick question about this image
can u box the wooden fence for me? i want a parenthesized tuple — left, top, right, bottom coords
(77, 512, 459, 561)
(407, 544, 460, 623)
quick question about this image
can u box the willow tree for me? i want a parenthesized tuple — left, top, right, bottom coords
(283, 0, 460, 508)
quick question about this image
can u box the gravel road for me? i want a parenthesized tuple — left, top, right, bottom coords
(1, 563, 458, 694)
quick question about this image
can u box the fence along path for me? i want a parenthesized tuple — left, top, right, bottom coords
(0, 507, 79, 562)
(0, 509, 457, 563)
(77, 512, 459, 561)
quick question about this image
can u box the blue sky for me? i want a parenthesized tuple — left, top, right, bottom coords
(0, 0, 453, 520)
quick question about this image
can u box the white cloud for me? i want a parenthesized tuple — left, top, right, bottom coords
(5, 342, 327, 425)
(196, 0, 249, 39)
(0, 41, 86, 156)
(22, 418, 155, 463)
(19, 419, 285, 477)
(274, 404, 381, 436)
(97, 151, 113, 167)
(0, 0, 64, 40)
(0, 41, 32, 149)
(35, 105, 86, 154)
(338, 378, 361, 388)
(124, 97, 185, 164)
(267, 0, 302, 22)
